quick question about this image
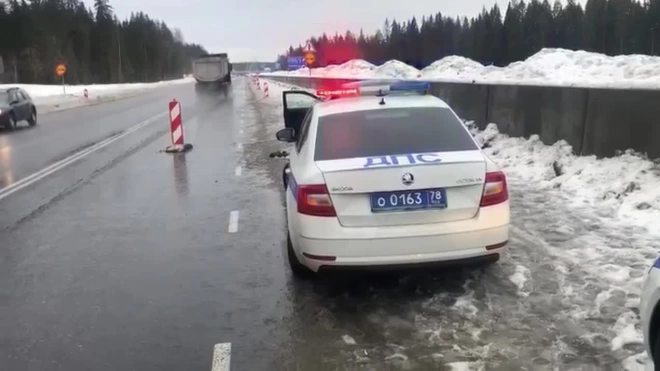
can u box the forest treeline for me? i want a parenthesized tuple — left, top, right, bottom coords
(278, 0, 660, 69)
(0, 0, 207, 84)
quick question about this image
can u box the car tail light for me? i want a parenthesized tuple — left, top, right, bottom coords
(297, 184, 337, 217)
(480, 171, 509, 207)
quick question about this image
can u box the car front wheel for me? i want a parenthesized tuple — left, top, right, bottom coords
(6, 114, 16, 131)
(28, 109, 37, 126)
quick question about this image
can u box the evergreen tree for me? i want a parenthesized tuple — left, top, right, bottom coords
(281, 0, 660, 69)
(0, 0, 206, 84)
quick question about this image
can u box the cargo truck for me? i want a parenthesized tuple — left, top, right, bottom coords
(192, 53, 232, 95)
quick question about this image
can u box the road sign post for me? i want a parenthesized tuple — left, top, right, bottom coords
(302, 41, 316, 76)
(55, 63, 67, 94)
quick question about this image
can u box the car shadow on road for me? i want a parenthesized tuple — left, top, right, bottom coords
(300, 263, 494, 300)
(0, 125, 37, 135)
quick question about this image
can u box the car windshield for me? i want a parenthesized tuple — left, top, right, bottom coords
(314, 106, 479, 161)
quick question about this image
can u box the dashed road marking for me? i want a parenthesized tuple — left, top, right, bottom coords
(234, 166, 242, 176)
(211, 343, 231, 371)
(228, 211, 239, 233)
(239, 129, 244, 134)
(237, 143, 243, 151)
(0, 111, 167, 202)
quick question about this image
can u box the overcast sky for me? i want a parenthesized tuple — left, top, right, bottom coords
(83, 0, 580, 62)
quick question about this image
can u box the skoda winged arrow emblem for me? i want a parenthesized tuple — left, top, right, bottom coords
(401, 172, 414, 186)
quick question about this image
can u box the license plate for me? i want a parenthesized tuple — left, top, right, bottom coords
(370, 188, 447, 212)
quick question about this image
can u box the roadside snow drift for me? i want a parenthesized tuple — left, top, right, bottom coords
(267, 48, 660, 89)
(0, 77, 194, 113)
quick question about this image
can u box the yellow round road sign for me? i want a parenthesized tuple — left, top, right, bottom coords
(55, 63, 67, 77)
(304, 52, 315, 66)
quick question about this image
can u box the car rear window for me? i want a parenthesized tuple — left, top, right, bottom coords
(314, 107, 478, 161)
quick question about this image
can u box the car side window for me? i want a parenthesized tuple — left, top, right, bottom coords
(18, 91, 27, 101)
(295, 108, 314, 153)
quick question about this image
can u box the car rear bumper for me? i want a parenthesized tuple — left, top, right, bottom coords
(295, 224, 509, 272)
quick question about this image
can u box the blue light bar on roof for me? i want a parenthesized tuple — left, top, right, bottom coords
(389, 81, 431, 92)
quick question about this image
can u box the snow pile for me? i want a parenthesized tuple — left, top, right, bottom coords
(420, 56, 486, 82)
(266, 48, 660, 89)
(0, 77, 194, 113)
(335, 59, 376, 76)
(369, 60, 420, 79)
(468, 48, 660, 88)
(271, 59, 376, 79)
(469, 122, 660, 234)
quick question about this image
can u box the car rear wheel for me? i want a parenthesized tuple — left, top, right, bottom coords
(28, 109, 37, 126)
(287, 232, 313, 279)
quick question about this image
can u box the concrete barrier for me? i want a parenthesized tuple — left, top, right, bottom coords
(583, 88, 660, 159)
(430, 83, 489, 130)
(263, 75, 659, 159)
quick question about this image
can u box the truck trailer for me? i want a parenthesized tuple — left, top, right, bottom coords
(192, 53, 232, 95)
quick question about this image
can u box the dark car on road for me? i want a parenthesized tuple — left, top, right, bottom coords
(0, 87, 37, 131)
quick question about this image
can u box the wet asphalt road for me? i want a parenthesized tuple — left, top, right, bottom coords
(0, 77, 649, 371)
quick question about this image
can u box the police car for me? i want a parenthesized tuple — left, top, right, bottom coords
(276, 81, 510, 278)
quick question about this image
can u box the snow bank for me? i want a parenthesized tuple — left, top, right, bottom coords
(271, 59, 376, 79)
(370, 60, 420, 79)
(467, 120, 660, 369)
(468, 122, 660, 235)
(0, 77, 194, 113)
(266, 48, 660, 89)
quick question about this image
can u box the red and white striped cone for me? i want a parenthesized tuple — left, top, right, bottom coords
(256, 80, 261, 90)
(165, 99, 192, 153)
(263, 82, 269, 98)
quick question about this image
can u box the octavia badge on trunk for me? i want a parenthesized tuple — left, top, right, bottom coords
(401, 173, 414, 186)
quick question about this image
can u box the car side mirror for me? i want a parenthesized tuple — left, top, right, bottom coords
(276, 128, 296, 143)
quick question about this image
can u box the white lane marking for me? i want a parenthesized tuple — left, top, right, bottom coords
(239, 129, 243, 134)
(237, 143, 243, 151)
(211, 343, 231, 371)
(228, 211, 239, 233)
(0, 112, 167, 202)
(234, 166, 242, 176)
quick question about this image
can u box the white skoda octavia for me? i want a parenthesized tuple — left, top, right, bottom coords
(276, 82, 510, 278)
